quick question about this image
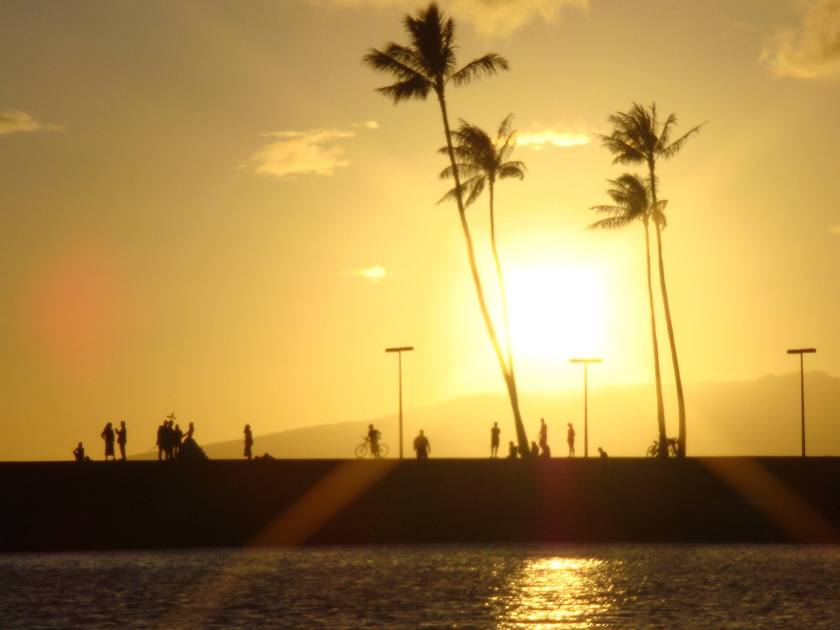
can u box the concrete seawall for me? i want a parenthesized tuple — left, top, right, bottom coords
(2, 458, 839, 551)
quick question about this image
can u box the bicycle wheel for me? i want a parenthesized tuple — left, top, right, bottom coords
(354, 443, 368, 459)
(378, 443, 389, 458)
(646, 443, 658, 458)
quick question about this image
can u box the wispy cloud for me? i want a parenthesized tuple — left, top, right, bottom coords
(319, 0, 588, 36)
(353, 120, 379, 129)
(0, 110, 60, 136)
(830, 223, 840, 235)
(517, 128, 590, 149)
(351, 265, 389, 282)
(245, 129, 355, 178)
(762, 0, 840, 79)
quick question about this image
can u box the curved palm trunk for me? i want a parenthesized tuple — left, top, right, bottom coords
(437, 92, 530, 457)
(643, 221, 668, 458)
(488, 182, 516, 380)
(648, 163, 686, 457)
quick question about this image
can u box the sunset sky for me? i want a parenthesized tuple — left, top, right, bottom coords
(1, 0, 839, 459)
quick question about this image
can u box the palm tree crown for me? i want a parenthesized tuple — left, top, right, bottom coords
(438, 114, 526, 207)
(589, 174, 666, 231)
(362, 2, 509, 104)
(600, 102, 704, 168)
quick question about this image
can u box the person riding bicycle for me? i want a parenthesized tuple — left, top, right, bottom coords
(367, 424, 382, 458)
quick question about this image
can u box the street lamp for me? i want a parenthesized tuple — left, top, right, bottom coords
(786, 347, 816, 457)
(570, 357, 602, 458)
(386, 346, 414, 459)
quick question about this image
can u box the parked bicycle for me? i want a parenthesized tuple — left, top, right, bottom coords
(355, 436, 389, 459)
(646, 437, 679, 458)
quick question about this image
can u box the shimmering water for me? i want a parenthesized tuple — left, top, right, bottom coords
(1, 545, 838, 628)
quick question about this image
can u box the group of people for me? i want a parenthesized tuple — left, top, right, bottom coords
(157, 415, 194, 461)
(491, 418, 596, 459)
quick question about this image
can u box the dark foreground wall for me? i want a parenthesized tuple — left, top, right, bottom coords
(2, 458, 839, 551)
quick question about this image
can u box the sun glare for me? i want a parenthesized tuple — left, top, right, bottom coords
(506, 264, 609, 366)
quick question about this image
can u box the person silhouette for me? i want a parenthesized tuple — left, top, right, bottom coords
(567, 422, 576, 457)
(538, 418, 548, 451)
(598, 447, 608, 459)
(530, 441, 540, 457)
(540, 442, 552, 458)
(507, 441, 517, 459)
(73, 442, 85, 463)
(101, 422, 115, 461)
(490, 422, 500, 458)
(413, 429, 431, 459)
(367, 424, 381, 459)
(116, 421, 127, 461)
(156, 420, 166, 461)
(173, 424, 183, 457)
(184, 421, 195, 441)
(244, 424, 254, 460)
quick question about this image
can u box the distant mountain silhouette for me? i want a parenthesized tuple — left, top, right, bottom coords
(134, 371, 839, 459)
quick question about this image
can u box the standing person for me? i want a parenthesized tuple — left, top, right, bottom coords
(156, 420, 166, 461)
(413, 430, 431, 460)
(244, 424, 254, 460)
(366, 424, 381, 459)
(172, 424, 183, 458)
(538, 418, 548, 451)
(490, 422, 501, 458)
(116, 421, 127, 461)
(101, 422, 115, 461)
(73, 442, 85, 463)
(184, 422, 195, 442)
(567, 422, 576, 458)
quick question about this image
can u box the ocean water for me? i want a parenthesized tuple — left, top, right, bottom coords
(1, 545, 838, 628)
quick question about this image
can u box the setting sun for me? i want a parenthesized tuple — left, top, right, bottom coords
(506, 264, 609, 366)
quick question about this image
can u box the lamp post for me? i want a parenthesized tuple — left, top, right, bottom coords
(570, 357, 602, 458)
(386, 346, 414, 459)
(786, 347, 816, 457)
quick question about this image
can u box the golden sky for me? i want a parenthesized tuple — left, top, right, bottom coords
(1, 0, 839, 459)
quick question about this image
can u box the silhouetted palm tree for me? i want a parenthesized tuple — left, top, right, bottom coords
(363, 3, 530, 456)
(590, 174, 669, 457)
(439, 115, 526, 390)
(600, 103, 703, 458)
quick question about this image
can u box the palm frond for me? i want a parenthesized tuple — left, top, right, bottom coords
(498, 162, 526, 180)
(588, 216, 635, 230)
(660, 122, 705, 160)
(449, 53, 509, 86)
(375, 74, 433, 103)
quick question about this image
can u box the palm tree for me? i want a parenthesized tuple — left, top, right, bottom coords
(438, 115, 526, 393)
(362, 3, 530, 456)
(600, 103, 703, 458)
(590, 174, 669, 457)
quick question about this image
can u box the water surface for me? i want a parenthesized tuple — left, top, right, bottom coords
(1, 545, 838, 628)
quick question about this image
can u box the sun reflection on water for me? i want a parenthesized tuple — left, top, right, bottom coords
(494, 557, 614, 628)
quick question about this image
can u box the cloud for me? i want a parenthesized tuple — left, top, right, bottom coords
(352, 120, 380, 129)
(245, 129, 355, 178)
(0, 110, 60, 136)
(358, 265, 389, 284)
(319, 0, 589, 36)
(516, 128, 590, 149)
(830, 223, 840, 235)
(762, 0, 840, 79)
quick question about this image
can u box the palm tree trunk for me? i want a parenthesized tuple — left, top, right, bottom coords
(436, 91, 530, 457)
(648, 162, 686, 457)
(644, 221, 668, 458)
(488, 182, 516, 383)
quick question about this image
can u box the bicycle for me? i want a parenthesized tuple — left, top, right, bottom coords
(354, 437, 389, 459)
(646, 437, 679, 458)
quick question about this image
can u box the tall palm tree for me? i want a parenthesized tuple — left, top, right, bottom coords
(590, 174, 669, 457)
(600, 103, 703, 457)
(362, 3, 530, 456)
(438, 115, 526, 390)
